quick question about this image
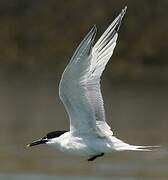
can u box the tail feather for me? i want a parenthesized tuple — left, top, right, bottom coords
(112, 136, 160, 152)
(125, 145, 160, 151)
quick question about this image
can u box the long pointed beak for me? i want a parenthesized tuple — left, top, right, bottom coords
(27, 138, 48, 147)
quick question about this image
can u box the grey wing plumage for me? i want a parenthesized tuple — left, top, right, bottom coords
(59, 26, 97, 135)
(59, 7, 127, 136)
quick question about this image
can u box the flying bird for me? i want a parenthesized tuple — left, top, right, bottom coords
(27, 6, 156, 161)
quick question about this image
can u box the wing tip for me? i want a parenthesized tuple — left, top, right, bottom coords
(89, 24, 97, 47)
(123, 6, 127, 14)
(91, 24, 97, 37)
(120, 6, 127, 20)
(93, 24, 97, 31)
(115, 6, 127, 32)
(120, 6, 127, 19)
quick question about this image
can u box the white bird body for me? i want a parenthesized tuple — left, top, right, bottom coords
(47, 131, 150, 157)
(28, 6, 157, 161)
(47, 132, 125, 156)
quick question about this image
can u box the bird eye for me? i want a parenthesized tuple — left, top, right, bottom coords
(42, 136, 47, 139)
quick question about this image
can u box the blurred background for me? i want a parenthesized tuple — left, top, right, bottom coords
(0, 0, 168, 179)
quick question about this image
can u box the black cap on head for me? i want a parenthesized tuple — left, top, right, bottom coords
(27, 130, 68, 148)
(46, 130, 68, 139)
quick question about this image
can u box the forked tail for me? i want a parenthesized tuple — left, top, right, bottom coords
(113, 137, 160, 151)
(125, 145, 160, 151)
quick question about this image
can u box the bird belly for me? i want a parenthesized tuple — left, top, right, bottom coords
(60, 142, 91, 156)
(57, 135, 114, 156)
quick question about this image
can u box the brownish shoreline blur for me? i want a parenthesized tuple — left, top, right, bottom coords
(0, 0, 167, 82)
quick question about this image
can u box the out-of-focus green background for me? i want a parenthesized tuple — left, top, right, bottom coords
(0, 0, 168, 179)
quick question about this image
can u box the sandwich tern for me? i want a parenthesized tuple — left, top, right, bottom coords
(27, 6, 156, 161)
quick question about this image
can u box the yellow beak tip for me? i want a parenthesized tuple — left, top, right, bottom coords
(26, 144, 30, 148)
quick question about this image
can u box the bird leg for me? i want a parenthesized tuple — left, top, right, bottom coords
(88, 153, 104, 161)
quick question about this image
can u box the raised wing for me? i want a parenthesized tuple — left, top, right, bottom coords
(89, 7, 127, 136)
(59, 26, 97, 135)
(59, 7, 127, 136)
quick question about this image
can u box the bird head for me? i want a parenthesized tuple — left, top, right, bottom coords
(27, 130, 67, 147)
